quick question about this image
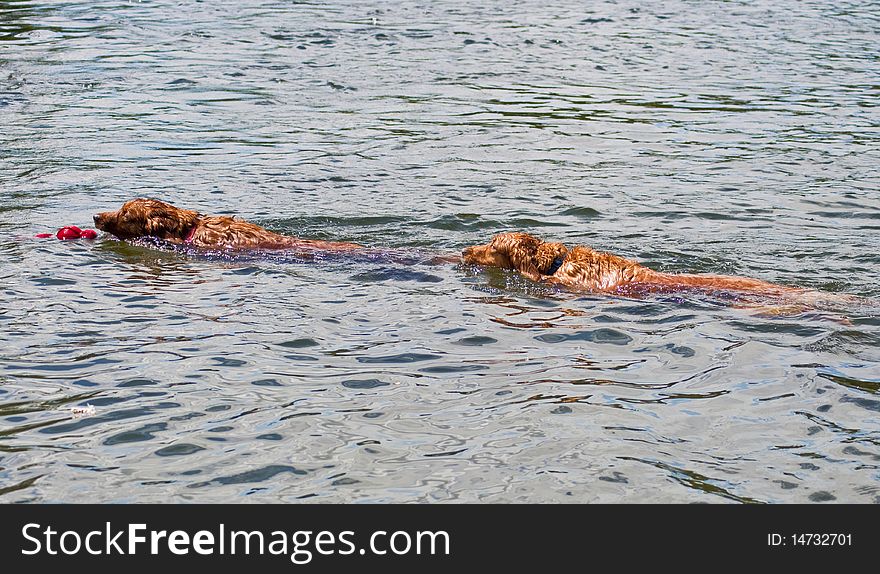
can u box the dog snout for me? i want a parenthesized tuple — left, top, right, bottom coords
(93, 212, 110, 229)
(462, 245, 483, 262)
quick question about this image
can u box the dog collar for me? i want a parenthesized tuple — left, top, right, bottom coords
(546, 254, 566, 276)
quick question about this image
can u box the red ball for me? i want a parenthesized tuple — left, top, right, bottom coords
(56, 226, 82, 240)
(80, 229, 98, 239)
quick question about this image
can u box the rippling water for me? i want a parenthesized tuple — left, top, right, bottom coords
(2, 0, 879, 503)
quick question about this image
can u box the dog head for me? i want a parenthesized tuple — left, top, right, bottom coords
(94, 198, 200, 241)
(462, 232, 568, 281)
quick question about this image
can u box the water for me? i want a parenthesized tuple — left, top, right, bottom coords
(1, 0, 879, 503)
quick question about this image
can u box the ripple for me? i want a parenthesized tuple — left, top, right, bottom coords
(560, 206, 602, 219)
(155, 443, 206, 457)
(104, 423, 167, 446)
(356, 353, 443, 364)
(817, 371, 880, 394)
(534, 328, 633, 345)
(341, 379, 390, 389)
(350, 268, 443, 283)
(38, 404, 178, 435)
(1, 0, 877, 505)
(191, 465, 308, 488)
(277, 338, 319, 348)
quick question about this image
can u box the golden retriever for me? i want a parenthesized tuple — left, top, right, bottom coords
(462, 232, 804, 296)
(94, 198, 362, 252)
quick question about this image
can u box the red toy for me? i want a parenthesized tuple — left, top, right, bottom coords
(35, 226, 99, 240)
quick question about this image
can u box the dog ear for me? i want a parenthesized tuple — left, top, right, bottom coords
(144, 207, 199, 239)
(496, 234, 543, 281)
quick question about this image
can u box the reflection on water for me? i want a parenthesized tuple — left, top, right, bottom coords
(1, 0, 879, 503)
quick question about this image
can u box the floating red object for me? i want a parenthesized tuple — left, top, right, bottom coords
(56, 226, 83, 240)
(35, 226, 99, 240)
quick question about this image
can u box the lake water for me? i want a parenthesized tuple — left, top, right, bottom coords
(1, 0, 879, 503)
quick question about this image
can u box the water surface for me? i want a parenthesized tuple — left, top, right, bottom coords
(1, 0, 879, 503)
